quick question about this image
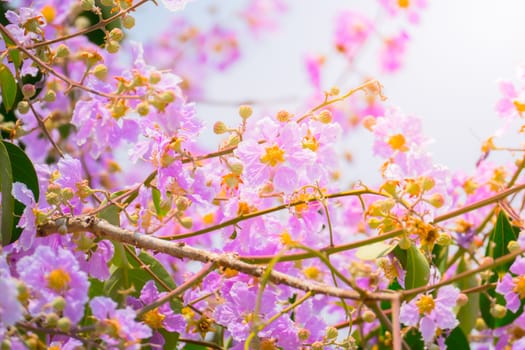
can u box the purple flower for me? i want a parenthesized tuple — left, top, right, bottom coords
(16, 245, 89, 323)
(12, 182, 38, 250)
(128, 281, 185, 347)
(90, 297, 152, 350)
(400, 286, 459, 344)
(496, 256, 525, 313)
(0, 255, 23, 328)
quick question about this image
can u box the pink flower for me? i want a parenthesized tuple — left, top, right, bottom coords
(198, 26, 240, 70)
(304, 54, 324, 89)
(380, 31, 410, 73)
(496, 256, 525, 313)
(12, 182, 38, 250)
(496, 80, 525, 119)
(378, 0, 428, 24)
(334, 11, 374, 61)
(400, 285, 460, 344)
(240, 0, 288, 36)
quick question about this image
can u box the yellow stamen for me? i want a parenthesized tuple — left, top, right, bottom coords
(415, 294, 435, 315)
(398, 0, 410, 8)
(513, 275, 525, 299)
(260, 145, 285, 167)
(142, 308, 166, 329)
(46, 268, 71, 292)
(41, 5, 56, 23)
(388, 134, 408, 152)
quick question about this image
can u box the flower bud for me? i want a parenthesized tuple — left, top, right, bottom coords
(213, 121, 228, 134)
(317, 109, 332, 124)
(93, 64, 108, 80)
(480, 256, 494, 267)
(456, 293, 469, 307)
(362, 310, 376, 323)
(297, 328, 310, 341)
(45, 313, 59, 327)
(325, 326, 338, 340)
(109, 28, 124, 42)
(160, 91, 176, 103)
(81, 0, 95, 11)
(180, 216, 193, 229)
(311, 342, 324, 350)
(149, 71, 162, 84)
(75, 16, 91, 30)
(175, 197, 190, 212)
(435, 233, 452, 246)
(490, 304, 507, 319)
(17, 101, 30, 114)
(43, 90, 56, 102)
(22, 84, 36, 99)
(57, 317, 72, 332)
(428, 193, 445, 208)
(276, 110, 292, 122)
(122, 15, 135, 29)
(228, 134, 241, 147)
(106, 40, 120, 54)
(329, 86, 340, 95)
(239, 105, 253, 119)
(136, 101, 150, 116)
(55, 44, 70, 58)
(475, 317, 487, 331)
(1, 339, 12, 350)
(508, 240, 521, 253)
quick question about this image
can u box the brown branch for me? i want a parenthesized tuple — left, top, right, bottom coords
(37, 215, 398, 301)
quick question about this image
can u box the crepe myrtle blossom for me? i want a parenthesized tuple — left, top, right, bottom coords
(380, 30, 410, 73)
(11, 182, 39, 251)
(0, 256, 24, 335)
(400, 285, 460, 344)
(90, 297, 152, 349)
(378, 0, 428, 24)
(496, 256, 525, 313)
(16, 245, 89, 324)
(160, 0, 193, 12)
(127, 281, 185, 347)
(334, 11, 374, 61)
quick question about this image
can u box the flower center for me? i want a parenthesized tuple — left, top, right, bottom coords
(260, 338, 278, 350)
(415, 294, 435, 315)
(143, 308, 166, 329)
(41, 5, 56, 23)
(302, 131, 319, 152)
(388, 134, 408, 151)
(303, 266, 321, 280)
(46, 268, 71, 292)
(513, 276, 525, 299)
(260, 145, 285, 167)
(398, 0, 410, 8)
(514, 100, 525, 114)
(105, 318, 122, 338)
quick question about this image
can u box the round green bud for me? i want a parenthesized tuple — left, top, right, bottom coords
(362, 310, 376, 323)
(55, 44, 70, 58)
(149, 71, 162, 84)
(80, 0, 95, 11)
(122, 15, 135, 29)
(318, 109, 333, 124)
(474, 317, 487, 331)
(456, 293, 469, 307)
(435, 233, 452, 246)
(398, 235, 411, 250)
(508, 240, 521, 253)
(180, 216, 193, 229)
(175, 197, 190, 212)
(43, 90, 56, 103)
(45, 313, 59, 327)
(57, 317, 72, 332)
(160, 91, 176, 103)
(109, 28, 124, 42)
(106, 40, 120, 54)
(136, 101, 150, 116)
(17, 101, 30, 114)
(325, 326, 338, 340)
(92, 64, 108, 80)
(1, 339, 11, 350)
(22, 84, 36, 99)
(228, 134, 241, 147)
(239, 105, 253, 119)
(74, 16, 91, 30)
(51, 297, 66, 312)
(297, 328, 310, 341)
(311, 342, 324, 350)
(213, 121, 228, 134)
(490, 304, 507, 319)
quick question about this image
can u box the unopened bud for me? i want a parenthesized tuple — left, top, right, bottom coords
(80, 0, 95, 11)
(311, 342, 324, 350)
(45, 313, 59, 327)
(325, 326, 338, 340)
(508, 240, 521, 253)
(362, 310, 376, 323)
(43, 90, 56, 102)
(52, 297, 66, 312)
(213, 121, 228, 134)
(106, 40, 120, 54)
(480, 256, 494, 267)
(149, 71, 162, 84)
(298, 328, 310, 341)
(436, 233, 452, 246)
(1, 339, 12, 350)
(57, 317, 72, 332)
(317, 110, 332, 124)
(456, 293, 469, 307)
(180, 216, 193, 229)
(239, 105, 252, 119)
(228, 134, 241, 147)
(109, 28, 124, 42)
(329, 86, 340, 95)
(55, 44, 70, 58)
(92, 64, 108, 80)
(475, 317, 487, 331)
(276, 110, 292, 122)
(398, 235, 411, 250)
(160, 91, 176, 103)
(428, 193, 445, 208)
(175, 197, 190, 212)
(136, 102, 149, 116)
(122, 15, 135, 29)
(17, 101, 30, 114)
(490, 304, 507, 319)
(74, 16, 91, 30)
(22, 84, 36, 99)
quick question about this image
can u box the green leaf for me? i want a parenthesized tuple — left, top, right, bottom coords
(445, 327, 470, 349)
(485, 210, 517, 273)
(151, 187, 169, 218)
(1, 32, 21, 69)
(159, 329, 179, 348)
(0, 141, 13, 246)
(405, 243, 430, 290)
(0, 63, 17, 112)
(403, 328, 425, 350)
(2, 141, 39, 244)
(98, 204, 120, 226)
(432, 244, 448, 274)
(457, 258, 479, 334)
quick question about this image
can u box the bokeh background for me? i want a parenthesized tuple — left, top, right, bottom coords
(132, 0, 525, 182)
